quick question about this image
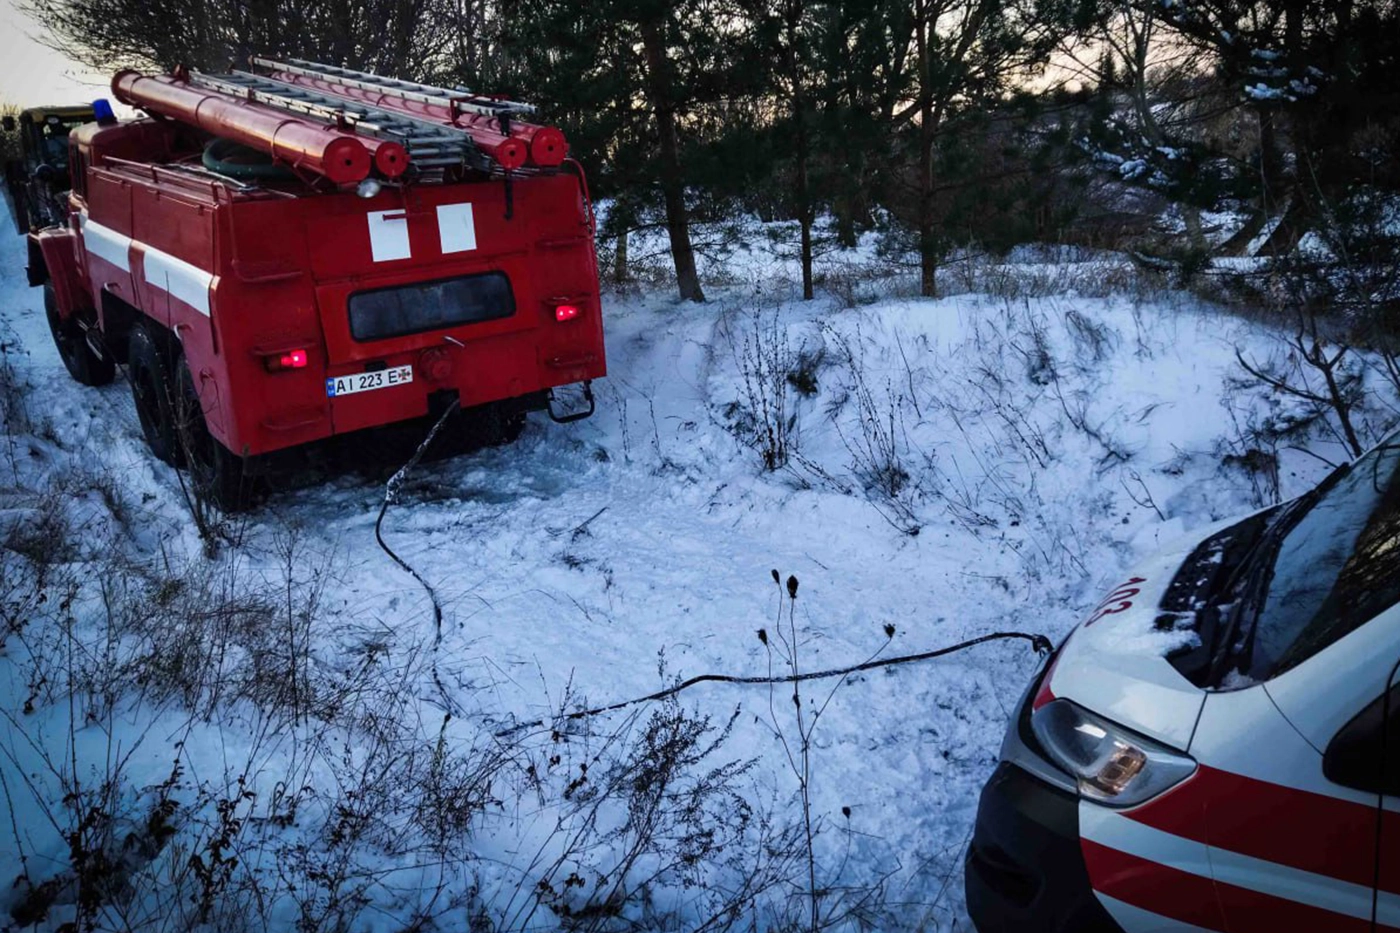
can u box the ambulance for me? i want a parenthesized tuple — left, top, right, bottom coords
(966, 431, 1400, 932)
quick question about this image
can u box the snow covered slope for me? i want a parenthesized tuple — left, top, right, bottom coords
(0, 200, 1389, 931)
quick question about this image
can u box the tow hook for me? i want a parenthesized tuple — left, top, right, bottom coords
(547, 381, 595, 424)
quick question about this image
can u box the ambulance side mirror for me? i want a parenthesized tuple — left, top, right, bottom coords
(1324, 682, 1400, 796)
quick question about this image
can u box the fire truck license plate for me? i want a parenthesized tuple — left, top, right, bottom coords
(326, 365, 414, 398)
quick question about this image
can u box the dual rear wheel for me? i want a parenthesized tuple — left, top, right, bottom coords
(49, 292, 530, 511)
(45, 293, 245, 507)
(125, 323, 249, 511)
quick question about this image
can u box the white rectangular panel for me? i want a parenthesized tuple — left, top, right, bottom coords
(436, 203, 477, 254)
(368, 210, 412, 262)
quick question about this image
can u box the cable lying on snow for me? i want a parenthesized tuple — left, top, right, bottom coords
(375, 399, 462, 713)
(375, 405, 1053, 737)
(493, 630, 1053, 737)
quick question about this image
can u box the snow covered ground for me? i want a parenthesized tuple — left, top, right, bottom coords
(1, 200, 1393, 932)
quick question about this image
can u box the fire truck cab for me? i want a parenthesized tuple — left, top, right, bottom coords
(26, 61, 605, 508)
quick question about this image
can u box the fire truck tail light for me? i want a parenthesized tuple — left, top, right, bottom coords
(1031, 699, 1196, 807)
(265, 349, 309, 372)
(555, 303, 581, 322)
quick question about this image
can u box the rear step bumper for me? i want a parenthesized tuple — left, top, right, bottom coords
(547, 381, 594, 424)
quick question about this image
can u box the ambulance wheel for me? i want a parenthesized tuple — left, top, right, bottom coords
(128, 324, 184, 465)
(175, 363, 250, 512)
(45, 284, 114, 387)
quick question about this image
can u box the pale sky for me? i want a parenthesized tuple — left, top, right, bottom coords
(0, 0, 110, 107)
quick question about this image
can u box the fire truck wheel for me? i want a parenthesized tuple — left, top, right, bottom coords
(175, 363, 249, 512)
(44, 284, 115, 387)
(455, 405, 526, 449)
(127, 324, 184, 466)
(495, 412, 526, 446)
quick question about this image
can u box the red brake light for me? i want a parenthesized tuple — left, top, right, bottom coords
(555, 303, 580, 322)
(264, 348, 309, 372)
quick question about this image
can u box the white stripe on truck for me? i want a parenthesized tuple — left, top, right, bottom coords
(79, 213, 214, 318)
(79, 216, 132, 272)
(141, 246, 213, 317)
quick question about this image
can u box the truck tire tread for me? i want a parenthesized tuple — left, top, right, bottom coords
(45, 284, 114, 387)
(175, 362, 252, 512)
(127, 323, 184, 465)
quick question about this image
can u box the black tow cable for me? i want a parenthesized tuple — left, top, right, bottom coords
(375, 399, 461, 713)
(375, 405, 1052, 734)
(493, 631, 1052, 737)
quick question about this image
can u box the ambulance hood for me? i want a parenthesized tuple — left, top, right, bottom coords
(1040, 533, 1229, 751)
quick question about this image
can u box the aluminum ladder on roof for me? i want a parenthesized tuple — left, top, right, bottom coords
(189, 70, 480, 169)
(251, 57, 535, 120)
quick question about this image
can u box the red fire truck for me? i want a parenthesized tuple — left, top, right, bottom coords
(24, 59, 605, 508)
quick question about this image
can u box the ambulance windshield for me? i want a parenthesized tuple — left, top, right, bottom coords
(1216, 434, 1400, 684)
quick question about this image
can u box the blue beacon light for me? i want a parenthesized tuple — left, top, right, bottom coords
(92, 99, 117, 126)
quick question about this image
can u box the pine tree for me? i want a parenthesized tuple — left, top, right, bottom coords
(501, 0, 749, 303)
(736, 0, 826, 299)
(1148, 0, 1400, 249)
(899, 0, 1088, 295)
(30, 0, 450, 75)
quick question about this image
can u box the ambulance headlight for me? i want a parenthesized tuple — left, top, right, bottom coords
(1031, 699, 1196, 807)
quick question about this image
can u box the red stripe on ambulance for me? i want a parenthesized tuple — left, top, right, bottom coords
(1080, 840, 1228, 930)
(1126, 764, 1400, 894)
(1082, 840, 1397, 933)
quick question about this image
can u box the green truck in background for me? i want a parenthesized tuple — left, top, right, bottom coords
(2, 105, 95, 235)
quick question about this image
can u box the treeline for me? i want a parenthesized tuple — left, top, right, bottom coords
(30, 0, 1400, 302)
